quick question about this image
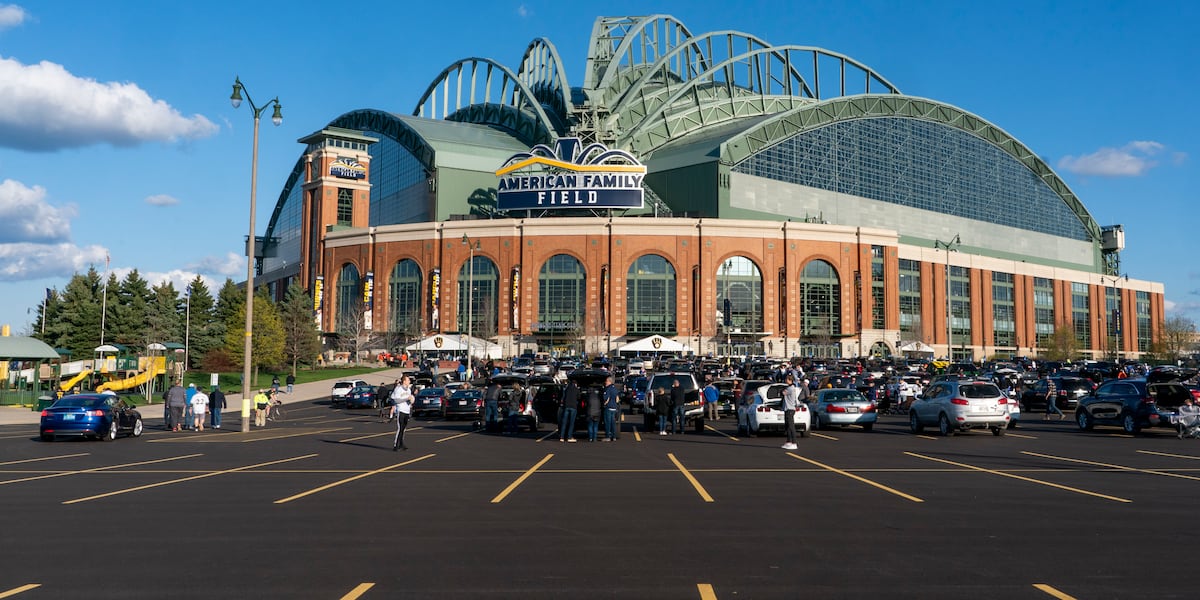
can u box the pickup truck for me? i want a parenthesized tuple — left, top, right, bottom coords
(641, 372, 706, 433)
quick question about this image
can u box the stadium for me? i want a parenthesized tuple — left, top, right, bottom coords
(254, 14, 1163, 361)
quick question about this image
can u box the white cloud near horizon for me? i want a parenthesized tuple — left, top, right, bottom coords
(1057, 141, 1177, 177)
(0, 55, 218, 152)
(187, 252, 245, 279)
(0, 242, 108, 280)
(0, 178, 75, 243)
(145, 194, 180, 207)
(0, 4, 28, 30)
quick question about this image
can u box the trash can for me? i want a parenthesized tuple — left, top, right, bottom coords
(35, 395, 55, 411)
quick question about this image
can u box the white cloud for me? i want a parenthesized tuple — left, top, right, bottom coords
(517, 4, 529, 18)
(145, 194, 179, 207)
(0, 56, 218, 152)
(188, 252, 245, 278)
(1057, 140, 1169, 177)
(0, 4, 28, 30)
(0, 242, 107, 280)
(0, 178, 75, 243)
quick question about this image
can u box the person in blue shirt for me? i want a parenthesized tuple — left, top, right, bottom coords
(703, 378, 720, 421)
(603, 376, 621, 441)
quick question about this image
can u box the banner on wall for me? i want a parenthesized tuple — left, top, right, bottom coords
(429, 268, 441, 331)
(510, 266, 521, 331)
(363, 272, 374, 330)
(313, 276, 324, 327)
(600, 265, 609, 331)
(494, 138, 646, 211)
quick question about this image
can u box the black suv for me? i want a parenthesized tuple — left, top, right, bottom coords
(1075, 370, 1196, 434)
(1019, 376, 1093, 412)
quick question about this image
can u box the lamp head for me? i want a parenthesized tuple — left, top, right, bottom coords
(230, 81, 243, 109)
(270, 101, 283, 126)
(461, 234, 469, 246)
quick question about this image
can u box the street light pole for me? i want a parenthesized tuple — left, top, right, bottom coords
(461, 234, 480, 378)
(230, 77, 282, 433)
(184, 285, 191, 374)
(934, 235, 960, 361)
(1100, 274, 1129, 363)
(723, 260, 732, 365)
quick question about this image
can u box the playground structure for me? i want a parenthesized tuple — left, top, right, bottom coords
(47, 343, 182, 397)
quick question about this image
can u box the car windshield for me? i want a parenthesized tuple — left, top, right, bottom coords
(822, 390, 866, 403)
(961, 383, 1002, 398)
(450, 390, 482, 399)
(651, 374, 696, 390)
(334, 382, 353, 390)
(52, 397, 104, 409)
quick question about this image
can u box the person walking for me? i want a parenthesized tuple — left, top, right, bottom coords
(603, 376, 620, 442)
(184, 383, 197, 430)
(653, 386, 670, 435)
(559, 380, 580, 442)
(190, 387, 209, 432)
(506, 382, 522, 434)
(390, 375, 414, 450)
(209, 386, 226, 429)
(586, 384, 602, 442)
(253, 389, 271, 427)
(669, 379, 686, 434)
(781, 374, 801, 450)
(1044, 378, 1064, 420)
(165, 382, 187, 432)
(285, 373, 295, 394)
(703, 378, 719, 421)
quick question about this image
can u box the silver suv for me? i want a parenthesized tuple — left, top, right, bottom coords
(330, 379, 368, 407)
(642, 372, 706, 432)
(909, 379, 1011, 436)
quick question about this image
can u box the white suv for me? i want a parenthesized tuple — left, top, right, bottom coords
(331, 379, 368, 407)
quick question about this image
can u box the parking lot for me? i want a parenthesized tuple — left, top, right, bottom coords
(2, 397, 1197, 599)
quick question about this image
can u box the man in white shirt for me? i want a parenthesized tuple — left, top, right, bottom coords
(190, 388, 209, 432)
(389, 375, 414, 451)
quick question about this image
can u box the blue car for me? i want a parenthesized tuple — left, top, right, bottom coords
(41, 393, 143, 441)
(343, 385, 378, 409)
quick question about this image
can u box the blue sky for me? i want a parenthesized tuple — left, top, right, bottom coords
(0, 1, 1195, 333)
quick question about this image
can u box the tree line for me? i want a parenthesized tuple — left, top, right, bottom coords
(30, 267, 323, 377)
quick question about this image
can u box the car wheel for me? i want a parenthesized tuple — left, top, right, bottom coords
(40, 433, 52, 442)
(861, 423, 873, 433)
(909, 412, 924, 434)
(1122, 412, 1140, 435)
(101, 420, 118, 441)
(992, 426, 1005, 437)
(132, 418, 143, 438)
(937, 414, 953, 437)
(1076, 410, 1093, 431)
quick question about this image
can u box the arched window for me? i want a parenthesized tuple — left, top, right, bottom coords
(457, 256, 499, 339)
(626, 254, 676, 335)
(388, 259, 422, 337)
(716, 256, 763, 333)
(538, 254, 586, 338)
(335, 263, 361, 332)
(800, 260, 840, 337)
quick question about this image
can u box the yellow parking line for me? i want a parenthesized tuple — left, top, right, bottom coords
(1023, 451, 1200, 483)
(1138, 450, 1200, 460)
(535, 430, 558, 443)
(811, 432, 838, 441)
(242, 427, 350, 442)
(667, 453, 714, 503)
(633, 427, 642, 442)
(1033, 583, 1078, 599)
(339, 428, 422, 443)
(1007, 433, 1038, 439)
(0, 584, 40, 598)
(0, 453, 88, 466)
(339, 583, 375, 600)
(0, 454, 202, 486)
(276, 454, 434, 504)
(788, 453, 923, 503)
(697, 583, 717, 600)
(704, 424, 739, 441)
(916, 435, 938, 440)
(491, 454, 553, 503)
(435, 429, 480, 443)
(906, 452, 1131, 503)
(64, 454, 317, 504)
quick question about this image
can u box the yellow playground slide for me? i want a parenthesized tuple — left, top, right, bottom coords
(60, 368, 93, 392)
(97, 357, 166, 392)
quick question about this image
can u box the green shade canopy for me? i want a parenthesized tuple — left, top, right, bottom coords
(0, 337, 60, 360)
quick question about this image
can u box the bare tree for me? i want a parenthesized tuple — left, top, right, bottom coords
(336, 304, 384, 365)
(1158, 314, 1197, 362)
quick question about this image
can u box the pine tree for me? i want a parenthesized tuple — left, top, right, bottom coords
(53, 268, 104, 357)
(184, 276, 218, 370)
(145, 281, 183, 347)
(109, 270, 152, 346)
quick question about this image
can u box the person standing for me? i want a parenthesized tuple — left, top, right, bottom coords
(253, 389, 271, 427)
(190, 387, 209, 432)
(484, 380, 502, 432)
(184, 383, 197, 430)
(781, 374, 801, 450)
(271, 375, 281, 394)
(1044, 378, 1064, 420)
(703, 378, 719, 421)
(603, 376, 620, 442)
(652, 386, 670, 435)
(669, 379, 686, 435)
(390, 375, 414, 450)
(559, 380, 580, 442)
(165, 382, 187, 432)
(506, 382, 522, 434)
(209, 386, 226, 429)
(285, 373, 295, 394)
(586, 385, 602, 442)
